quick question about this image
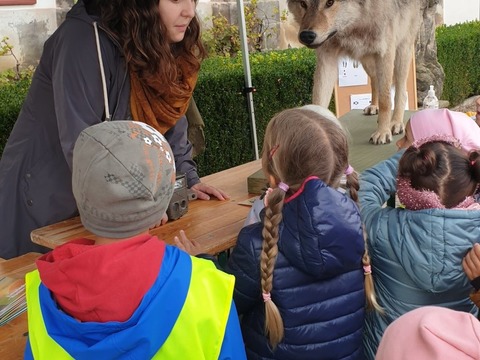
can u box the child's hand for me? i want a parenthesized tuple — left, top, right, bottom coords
(263, 187, 273, 207)
(150, 213, 168, 230)
(174, 230, 203, 256)
(463, 243, 480, 280)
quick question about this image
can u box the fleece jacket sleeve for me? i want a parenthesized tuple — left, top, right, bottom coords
(164, 116, 200, 188)
(359, 151, 403, 241)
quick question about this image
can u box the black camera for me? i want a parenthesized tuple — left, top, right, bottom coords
(166, 174, 197, 220)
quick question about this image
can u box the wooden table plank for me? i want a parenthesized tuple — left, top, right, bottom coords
(0, 253, 41, 360)
(31, 160, 262, 254)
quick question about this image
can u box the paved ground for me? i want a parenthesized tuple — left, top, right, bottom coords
(339, 110, 416, 172)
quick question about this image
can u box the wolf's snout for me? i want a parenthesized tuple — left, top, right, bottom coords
(299, 31, 316, 45)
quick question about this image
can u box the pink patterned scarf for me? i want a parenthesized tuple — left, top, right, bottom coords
(397, 134, 479, 210)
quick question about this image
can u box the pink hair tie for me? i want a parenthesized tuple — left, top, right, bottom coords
(278, 182, 289, 192)
(344, 165, 354, 176)
(262, 292, 271, 302)
(363, 265, 372, 275)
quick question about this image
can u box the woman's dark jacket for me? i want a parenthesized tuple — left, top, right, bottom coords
(0, 0, 198, 258)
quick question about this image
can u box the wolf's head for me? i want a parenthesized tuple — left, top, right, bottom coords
(287, 0, 366, 48)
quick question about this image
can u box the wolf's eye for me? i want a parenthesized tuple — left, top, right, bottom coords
(326, 0, 334, 7)
(300, 1, 307, 9)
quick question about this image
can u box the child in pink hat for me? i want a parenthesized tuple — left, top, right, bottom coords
(396, 108, 480, 152)
(360, 108, 480, 359)
(376, 306, 480, 360)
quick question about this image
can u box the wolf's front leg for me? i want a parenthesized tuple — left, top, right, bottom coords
(312, 47, 339, 106)
(369, 52, 395, 145)
(390, 42, 414, 136)
(362, 56, 379, 115)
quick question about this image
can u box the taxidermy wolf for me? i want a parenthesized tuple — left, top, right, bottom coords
(288, 0, 429, 144)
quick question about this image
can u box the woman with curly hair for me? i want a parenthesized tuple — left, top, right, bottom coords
(0, 0, 227, 259)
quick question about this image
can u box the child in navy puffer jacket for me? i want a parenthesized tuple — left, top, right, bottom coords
(226, 106, 380, 359)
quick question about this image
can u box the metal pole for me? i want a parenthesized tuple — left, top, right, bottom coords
(236, 0, 259, 160)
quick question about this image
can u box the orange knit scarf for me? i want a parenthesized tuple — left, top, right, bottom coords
(130, 57, 198, 134)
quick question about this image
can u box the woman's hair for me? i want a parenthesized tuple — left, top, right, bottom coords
(398, 141, 480, 208)
(87, 0, 206, 87)
(259, 106, 379, 347)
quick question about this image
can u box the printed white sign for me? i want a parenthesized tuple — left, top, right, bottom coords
(350, 89, 409, 111)
(350, 93, 372, 110)
(338, 57, 368, 87)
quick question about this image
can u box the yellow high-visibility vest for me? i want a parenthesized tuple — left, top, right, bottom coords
(26, 256, 235, 359)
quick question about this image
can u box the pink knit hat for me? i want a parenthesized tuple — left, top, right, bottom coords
(410, 108, 480, 152)
(376, 306, 480, 360)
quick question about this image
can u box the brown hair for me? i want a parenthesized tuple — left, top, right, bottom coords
(399, 141, 480, 208)
(260, 107, 379, 347)
(88, 0, 206, 93)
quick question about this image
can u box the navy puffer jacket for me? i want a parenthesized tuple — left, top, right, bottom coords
(226, 177, 365, 360)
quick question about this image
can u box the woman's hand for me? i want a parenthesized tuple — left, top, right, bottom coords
(174, 230, 203, 256)
(463, 243, 480, 280)
(149, 213, 168, 230)
(191, 182, 229, 201)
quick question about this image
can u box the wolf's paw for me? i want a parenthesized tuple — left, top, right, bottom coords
(363, 105, 379, 115)
(369, 129, 392, 145)
(391, 122, 405, 135)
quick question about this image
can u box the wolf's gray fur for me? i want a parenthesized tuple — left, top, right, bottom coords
(288, 0, 429, 144)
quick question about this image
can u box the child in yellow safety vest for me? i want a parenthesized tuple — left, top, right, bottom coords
(24, 121, 246, 359)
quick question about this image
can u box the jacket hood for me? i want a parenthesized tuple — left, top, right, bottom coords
(66, 0, 122, 48)
(385, 207, 480, 292)
(66, 0, 99, 25)
(36, 244, 193, 358)
(37, 234, 164, 323)
(278, 177, 364, 278)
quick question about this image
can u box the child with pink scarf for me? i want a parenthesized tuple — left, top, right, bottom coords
(360, 108, 480, 359)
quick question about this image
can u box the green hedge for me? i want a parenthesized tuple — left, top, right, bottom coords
(436, 21, 480, 106)
(0, 78, 30, 155)
(193, 48, 318, 176)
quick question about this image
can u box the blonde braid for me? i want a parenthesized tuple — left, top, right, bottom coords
(348, 168, 382, 312)
(362, 226, 383, 313)
(260, 188, 286, 348)
(346, 171, 360, 202)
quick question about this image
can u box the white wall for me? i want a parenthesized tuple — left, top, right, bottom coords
(197, 0, 213, 27)
(0, 0, 55, 10)
(443, 0, 480, 25)
(0, 0, 58, 71)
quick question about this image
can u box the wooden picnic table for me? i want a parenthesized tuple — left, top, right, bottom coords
(0, 252, 41, 360)
(31, 160, 263, 255)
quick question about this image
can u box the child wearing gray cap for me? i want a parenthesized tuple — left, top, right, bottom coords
(23, 120, 246, 359)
